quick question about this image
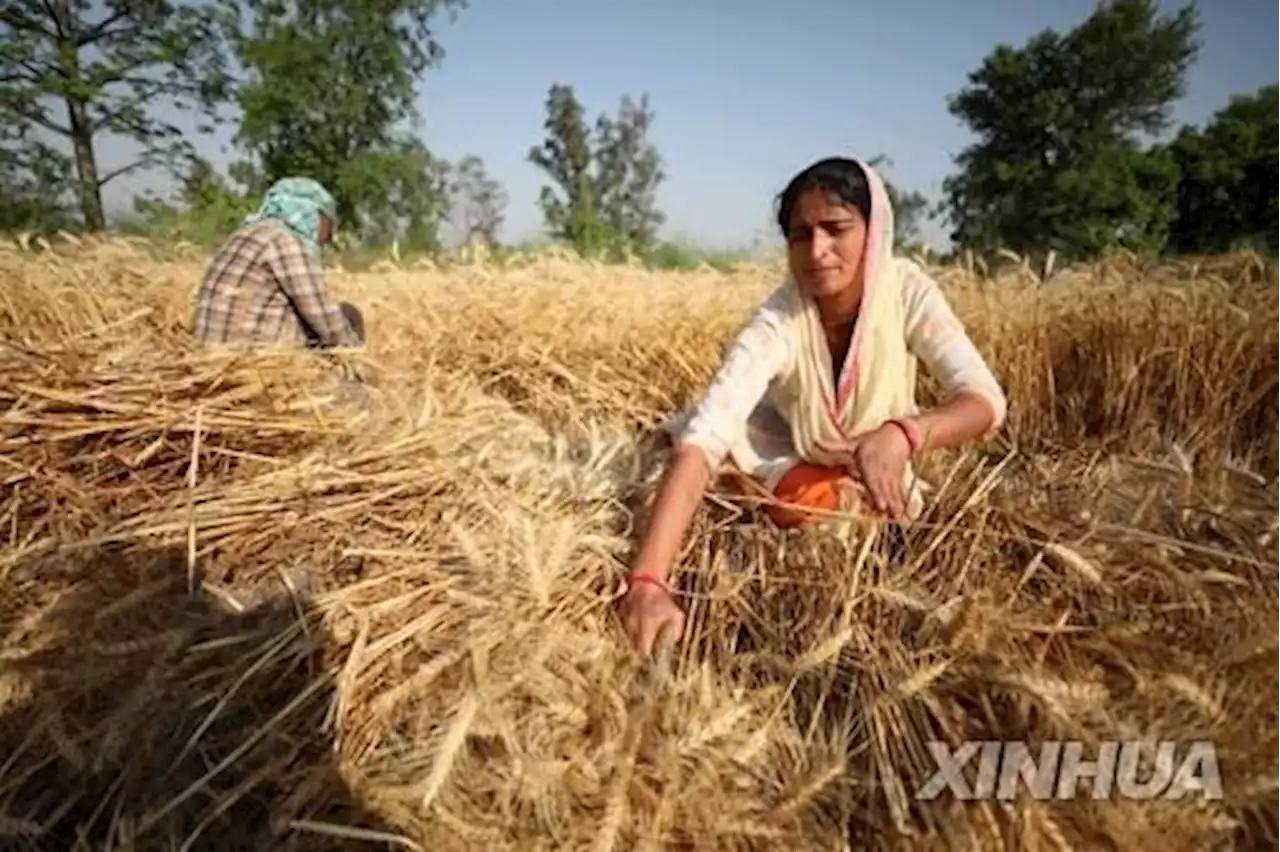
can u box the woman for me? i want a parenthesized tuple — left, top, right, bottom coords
(619, 156, 1008, 658)
(194, 176, 366, 351)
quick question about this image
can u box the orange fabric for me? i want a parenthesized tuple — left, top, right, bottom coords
(764, 462, 852, 528)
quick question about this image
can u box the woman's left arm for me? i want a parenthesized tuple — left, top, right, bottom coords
(899, 265, 1007, 452)
(821, 266, 1007, 519)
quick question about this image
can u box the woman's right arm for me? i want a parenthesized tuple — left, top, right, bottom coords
(634, 294, 792, 580)
(269, 232, 364, 349)
(627, 442, 716, 585)
(620, 295, 791, 656)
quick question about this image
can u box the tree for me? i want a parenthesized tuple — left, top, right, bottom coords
(130, 155, 256, 243)
(527, 83, 605, 253)
(594, 94, 665, 254)
(1165, 84, 1278, 254)
(866, 154, 930, 249)
(0, 122, 75, 232)
(335, 137, 452, 248)
(228, 0, 465, 247)
(941, 0, 1200, 259)
(528, 82, 666, 257)
(0, 0, 233, 230)
(448, 154, 507, 246)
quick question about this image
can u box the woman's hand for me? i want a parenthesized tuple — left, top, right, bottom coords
(618, 579, 686, 658)
(815, 423, 914, 519)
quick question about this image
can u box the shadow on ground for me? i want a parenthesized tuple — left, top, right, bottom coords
(0, 543, 395, 851)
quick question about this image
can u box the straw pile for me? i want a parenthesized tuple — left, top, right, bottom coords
(1, 236, 1276, 851)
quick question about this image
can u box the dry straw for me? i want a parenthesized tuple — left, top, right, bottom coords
(0, 236, 1276, 850)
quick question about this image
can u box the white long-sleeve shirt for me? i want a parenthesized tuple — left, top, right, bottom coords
(676, 263, 1008, 478)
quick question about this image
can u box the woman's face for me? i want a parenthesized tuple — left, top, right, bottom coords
(785, 187, 868, 300)
(317, 213, 335, 245)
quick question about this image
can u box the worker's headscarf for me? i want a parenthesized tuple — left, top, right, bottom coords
(243, 177, 337, 244)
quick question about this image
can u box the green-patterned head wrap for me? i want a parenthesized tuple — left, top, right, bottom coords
(243, 177, 337, 243)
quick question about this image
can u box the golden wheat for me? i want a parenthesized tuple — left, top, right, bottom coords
(0, 236, 1276, 851)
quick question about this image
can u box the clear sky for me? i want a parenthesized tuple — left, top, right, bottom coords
(99, 0, 1278, 251)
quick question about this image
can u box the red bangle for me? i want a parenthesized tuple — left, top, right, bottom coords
(625, 572, 672, 596)
(886, 418, 922, 454)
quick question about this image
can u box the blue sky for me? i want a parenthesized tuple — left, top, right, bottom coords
(99, 0, 1278, 250)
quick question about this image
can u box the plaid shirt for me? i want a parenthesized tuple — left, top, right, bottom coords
(193, 219, 362, 349)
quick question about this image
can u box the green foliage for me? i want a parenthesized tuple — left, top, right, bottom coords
(228, 0, 466, 249)
(942, 0, 1200, 260)
(0, 124, 76, 232)
(866, 154, 932, 249)
(3, 0, 1271, 266)
(595, 94, 666, 253)
(644, 240, 745, 272)
(127, 157, 258, 244)
(528, 84, 605, 254)
(528, 83, 666, 259)
(448, 155, 508, 246)
(1165, 84, 1279, 254)
(0, 0, 233, 230)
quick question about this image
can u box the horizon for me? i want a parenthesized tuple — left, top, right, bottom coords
(97, 0, 1279, 252)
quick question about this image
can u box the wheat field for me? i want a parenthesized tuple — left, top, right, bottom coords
(0, 236, 1276, 851)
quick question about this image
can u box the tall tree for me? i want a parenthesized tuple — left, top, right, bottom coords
(448, 154, 507, 246)
(229, 0, 464, 246)
(335, 137, 452, 248)
(941, 0, 1199, 259)
(866, 154, 930, 249)
(594, 94, 665, 254)
(0, 0, 233, 230)
(528, 82, 666, 257)
(0, 122, 74, 231)
(527, 83, 604, 253)
(1165, 84, 1279, 254)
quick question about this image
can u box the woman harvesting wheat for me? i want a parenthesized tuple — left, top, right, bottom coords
(619, 155, 1008, 658)
(194, 176, 365, 351)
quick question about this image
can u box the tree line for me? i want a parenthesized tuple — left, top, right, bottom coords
(1, 0, 1274, 262)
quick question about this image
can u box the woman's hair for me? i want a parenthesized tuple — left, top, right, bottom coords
(775, 157, 871, 235)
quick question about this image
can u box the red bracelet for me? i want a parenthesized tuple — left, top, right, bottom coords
(625, 572, 672, 596)
(885, 418, 923, 454)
